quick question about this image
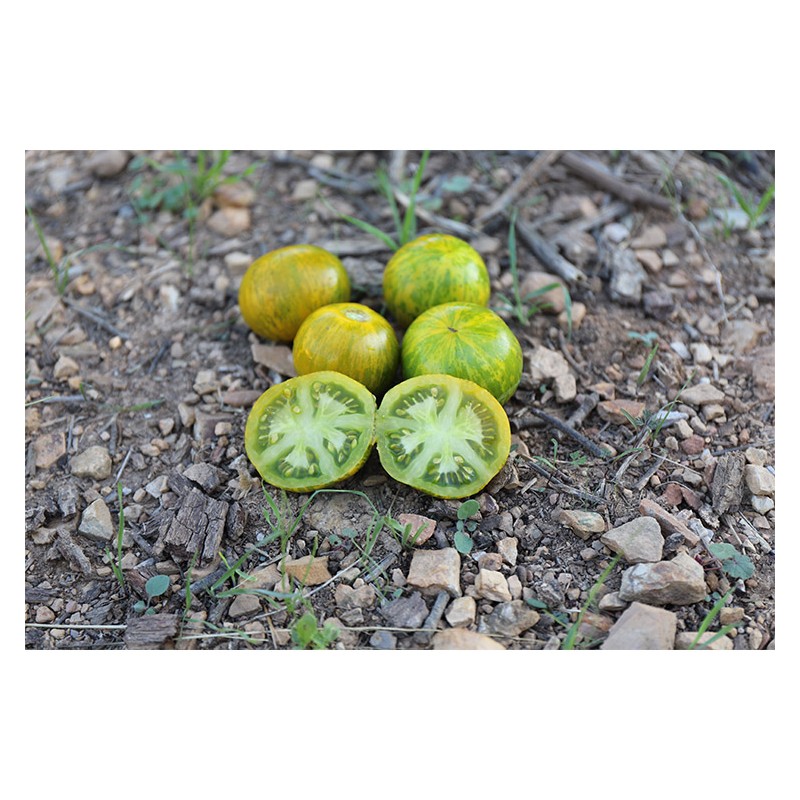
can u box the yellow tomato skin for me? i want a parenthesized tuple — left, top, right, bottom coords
(238, 245, 350, 342)
(383, 234, 490, 327)
(293, 303, 400, 396)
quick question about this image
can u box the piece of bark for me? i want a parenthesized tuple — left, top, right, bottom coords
(561, 151, 673, 211)
(124, 613, 180, 650)
(514, 218, 586, 283)
(55, 528, 94, 575)
(155, 487, 228, 566)
(710, 453, 746, 515)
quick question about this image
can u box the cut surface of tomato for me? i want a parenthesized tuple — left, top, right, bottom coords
(245, 371, 376, 492)
(376, 374, 511, 499)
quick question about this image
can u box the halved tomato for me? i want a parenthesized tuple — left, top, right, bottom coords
(383, 233, 490, 327)
(376, 374, 511, 499)
(293, 303, 400, 396)
(245, 371, 376, 492)
(238, 244, 351, 342)
(401, 302, 523, 405)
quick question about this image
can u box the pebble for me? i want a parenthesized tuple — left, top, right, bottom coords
(496, 537, 518, 566)
(690, 342, 713, 364)
(283, 555, 332, 586)
(598, 591, 628, 612)
(406, 548, 462, 597)
(85, 150, 130, 178)
(597, 398, 646, 425)
(720, 320, 765, 355)
(396, 513, 436, 546)
(251, 343, 296, 376)
(206, 207, 251, 236)
(559, 301, 587, 332)
(604, 222, 629, 243)
(751, 495, 774, 513)
(680, 383, 726, 406)
(600, 516, 664, 563)
(334, 583, 377, 610)
(70, 445, 112, 480)
(518, 271, 568, 313)
(635, 248, 662, 273)
(745, 447, 768, 467)
(291, 179, 318, 201)
(554, 509, 606, 540)
(527, 345, 570, 382)
(35, 606, 56, 624)
(183, 463, 221, 491)
(601, 601, 677, 650)
(474, 569, 512, 602)
(212, 182, 256, 208)
(445, 596, 477, 627)
(631, 225, 667, 250)
(54, 355, 80, 380)
(554, 372, 577, 403)
(618, 551, 707, 606)
(719, 607, 745, 626)
(680, 435, 706, 455)
(432, 629, 506, 650)
(78, 497, 114, 542)
(379, 591, 428, 628)
(228, 593, 261, 618)
(369, 630, 397, 650)
(744, 465, 775, 496)
(480, 600, 540, 637)
(661, 248, 680, 267)
(674, 631, 733, 650)
(608, 248, 647, 304)
(145, 475, 169, 498)
(670, 340, 691, 360)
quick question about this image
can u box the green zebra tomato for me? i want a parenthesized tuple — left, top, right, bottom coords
(292, 303, 400, 396)
(376, 374, 511, 499)
(383, 233, 490, 327)
(244, 371, 376, 492)
(401, 302, 523, 405)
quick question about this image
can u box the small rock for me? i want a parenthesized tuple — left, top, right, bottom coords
(396, 513, 436, 546)
(213, 182, 256, 208)
(744, 447, 768, 466)
(32, 431, 67, 469)
(554, 372, 577, 403)
(750, 495, 774, 513)
(183, 463, 222, 492)
(661, 248, 680, 267)
(637, 499, 699, 546)
(675, 632, 733, 650)
(496, 537, 518, 566)
(528, 345, 570, 382)
(608, 248, 647, 304)
(432, 629, 506, 650)
(291, 179, 318, 201)
(70, 445, 112, 480)
(85, 150, 130, 178)
(618, 551, 707, 606)
(283, 555, 332, 586)
(406, 548, 462, 597)
(744, 464, 775, 496)
(228, 593, 261, 618)
(554, 509, 605, 540)
(720, 319, 765, 355)
(474, 569, 512, 602)
(78, 497, 115, 542)
(600, 516, 664, 563)
(690, 342, 713, 364)
(206, 207, 251, 236)
(598, 591, 628, 612)
(597, 398, 646, 425)
(145, 475, 169, 498)
(670, 340, 691, 360)
(719, 607, 745, 625)
(642, 290, 675, 320)
(518, 271, 567, 313)
(369, 630, 397, 649)
(631, 225, 667, 250)
(680, 383, 726, 406)
(601, 601, 677, 650)
(445, 596, 477, 627)
(635, 248, 662, 273)
(680, 434, 706, 455)
(379, 591, 428, 628)
(251, 343, 296, 375)
(334, 583, 376, 610)
(53, 355, 80, 380)
(481, 600, 540, 637)
(559, 300, 586, 332)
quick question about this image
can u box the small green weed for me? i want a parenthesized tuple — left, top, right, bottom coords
(708, 542, 755, 581)
(330, 150, 430, 251)
(716, 173, 775, 230)
(133, 575, 171, 615)
(493, 208, 573, 333)
(453, 499, 480, 554)
(290, 611, 339, 650)
(106, 483, 126, 590)
(689, 589, 736, 650)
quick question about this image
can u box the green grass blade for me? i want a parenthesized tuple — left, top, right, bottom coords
(376, 167, 403, 240)
(401, 149, 430, 244)
(338, 212, 399, 251)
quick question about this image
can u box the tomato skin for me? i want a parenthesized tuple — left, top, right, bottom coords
(383, 234, 490, 327)
(238, 245, 351, 342)
(401, 302, 523, 405)
(244, 371, 376, 493)
(293, 303, 400, 396)
(376, 374, 511, 499)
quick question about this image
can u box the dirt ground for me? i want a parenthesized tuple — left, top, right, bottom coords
(23, 149, 775, 650)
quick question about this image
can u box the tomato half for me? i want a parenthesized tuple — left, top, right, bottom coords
(383, 233, 490, 327)
(238, 244, 351, 342)
(293, 303, 400, 396)
(376, 374, 511, 499)
(401, 302, 523, 405)
(245, 371, 376, 492)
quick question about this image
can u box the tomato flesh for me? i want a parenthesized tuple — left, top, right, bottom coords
(245, 371, 376, 492)
(376, 374, 511, 499)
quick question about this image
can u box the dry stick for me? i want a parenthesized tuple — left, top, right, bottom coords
(560, 151, 673, 211)
(513, 217, 586, 283)
(552, 201, 629, 245)
(62, 296, 127, 339)
(413, 590, 449, 645)
(317, 238, 392, 257)
(393, 186, 478, 239)
(634, 452, 667, 491)
(557, 329, 592, 381)
(520, 456, 606, 504)
(388, 150, 407, 184)
(514, 408, 611, 458)
(475, 150, 562, 226)
(565, 392, 600, 429)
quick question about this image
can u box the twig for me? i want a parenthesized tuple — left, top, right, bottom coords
(476, 150, 562, 226)
(61, 296, 127, 339)
(519, 455, 606, 504)
(560, 151, 673, 211)
(634, 453, 667, 491)
(388, 150, 407, 184)
(393, 186, 478, 239)
(552, 201, 629, 245)
(514, 407, 612, 458)
(413, 590, 449, 645)
(558, 329, 592, 381)
(316, 238, 392, 257)
(565, 392, 599, 430)
(513, 216, 586, 283)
